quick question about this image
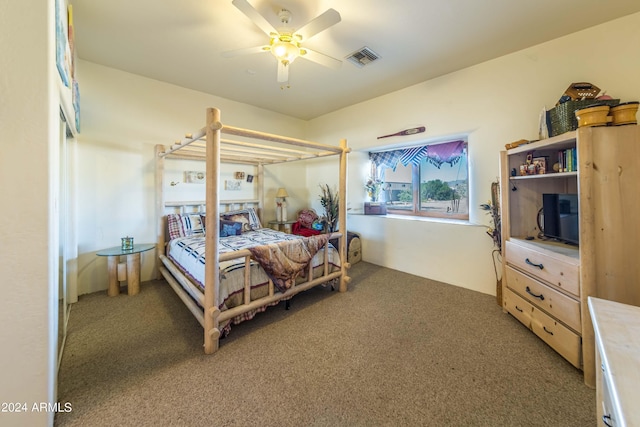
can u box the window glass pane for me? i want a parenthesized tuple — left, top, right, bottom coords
(419, 145, 468, 216)
(382, 163, 412, 210)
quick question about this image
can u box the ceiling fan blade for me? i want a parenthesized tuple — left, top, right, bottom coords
(222, 45, 270, 58)
(277, 61, 289, 83)
(300, 48, 342, 70)
(231, 0, 278, 37)
(294, 9, 341, 41)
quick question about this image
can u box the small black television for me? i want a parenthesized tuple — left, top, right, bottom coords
(542, 194, 579, 245)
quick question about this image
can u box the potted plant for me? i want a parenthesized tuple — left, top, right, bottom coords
(319, 184, 339, 233)
(480, 181, 502, 305)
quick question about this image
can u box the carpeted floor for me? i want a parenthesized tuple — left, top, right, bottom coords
(55, 262, 595, 426)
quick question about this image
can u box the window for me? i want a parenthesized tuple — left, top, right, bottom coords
(369, 140, 468, 220)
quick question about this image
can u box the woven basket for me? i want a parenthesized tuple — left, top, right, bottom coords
(548, 99, 620, 136)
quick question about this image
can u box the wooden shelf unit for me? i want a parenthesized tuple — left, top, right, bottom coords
(499, 126, 640, 388)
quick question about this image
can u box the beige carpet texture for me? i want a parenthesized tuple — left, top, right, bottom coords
(56, 262, 595, 426)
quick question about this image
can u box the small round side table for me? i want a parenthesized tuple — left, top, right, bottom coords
(96, 244, 155, 296)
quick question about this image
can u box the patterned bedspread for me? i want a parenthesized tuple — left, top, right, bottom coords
(248, 234, 330, 292)
(167, 228, 340, 329)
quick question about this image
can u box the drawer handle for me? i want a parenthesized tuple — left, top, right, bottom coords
(525, 258, 544, 270)
(602, 414, 613, 427)
(543, 326, 554, 335)
(515, 305, 523, 313)
(526, 286, 545, 301)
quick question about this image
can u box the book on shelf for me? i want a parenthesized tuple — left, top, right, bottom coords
(557, 148, 577, 172)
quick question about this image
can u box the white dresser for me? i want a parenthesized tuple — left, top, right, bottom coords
(588, 297, 640, 427)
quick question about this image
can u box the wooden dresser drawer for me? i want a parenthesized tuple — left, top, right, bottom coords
(503, 287, 532, 328)
(505, 240, 580, 297)
(531, 308, 582, 368)
(601, 374, 617, 427)
(505, 266, 581, 333)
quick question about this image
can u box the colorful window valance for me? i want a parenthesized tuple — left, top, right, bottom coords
(370, 140, 466, 170)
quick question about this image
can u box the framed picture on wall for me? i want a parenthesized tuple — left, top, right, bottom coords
(55, 0, 70, 87)
(184, 171, 205, 183)
(225, 180, 241, 191)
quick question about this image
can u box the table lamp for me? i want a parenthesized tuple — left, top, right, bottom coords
(276, 188, 289, 222)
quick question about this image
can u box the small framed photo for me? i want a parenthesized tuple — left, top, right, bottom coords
(234, 172, 245, 180)
(225, 180, 241, 191)
(246, 174, 254, 183)
(532, 156, 548, 174)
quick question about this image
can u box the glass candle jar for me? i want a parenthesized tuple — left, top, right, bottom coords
(121, 236, 134, 251)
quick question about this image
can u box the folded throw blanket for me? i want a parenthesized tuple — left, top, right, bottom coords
(247, 234, 330, 292)
(292, 221, 322, 237)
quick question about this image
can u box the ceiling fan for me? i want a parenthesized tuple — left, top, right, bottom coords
(223, 0, 342, 85)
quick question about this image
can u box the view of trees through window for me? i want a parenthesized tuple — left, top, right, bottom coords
(377, 143, 468, 220)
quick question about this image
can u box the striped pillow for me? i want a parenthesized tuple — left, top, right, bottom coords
(180, 213, 205, 236)
(166, 212, 206, 240)
(166, 214, 184, 240)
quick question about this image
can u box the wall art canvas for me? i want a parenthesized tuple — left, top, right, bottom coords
(225, 180, 241, 191)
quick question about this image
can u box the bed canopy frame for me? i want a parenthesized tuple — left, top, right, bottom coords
(155, 107, 351, 353)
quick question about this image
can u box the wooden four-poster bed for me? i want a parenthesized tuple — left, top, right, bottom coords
(155, 107, 351, 353)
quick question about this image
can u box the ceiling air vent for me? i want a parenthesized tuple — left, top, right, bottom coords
(346, 47, 380, 68)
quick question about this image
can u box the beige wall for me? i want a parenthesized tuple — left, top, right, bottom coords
(305, 12, 640, 295)
(0, 1, 58, 426)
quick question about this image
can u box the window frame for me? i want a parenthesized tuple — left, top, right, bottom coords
(370, 139, 469, 221)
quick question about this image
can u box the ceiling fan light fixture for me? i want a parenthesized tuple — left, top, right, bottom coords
(228, 0, 342, 84)
(270, 36, 300, 64)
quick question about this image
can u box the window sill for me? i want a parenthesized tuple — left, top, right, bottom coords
(348, 212, 482, 227)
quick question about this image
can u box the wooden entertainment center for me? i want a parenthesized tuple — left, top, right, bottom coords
(499, 125, 640, 388)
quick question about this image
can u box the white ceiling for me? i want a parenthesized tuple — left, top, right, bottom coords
(70, 0, 640, 120)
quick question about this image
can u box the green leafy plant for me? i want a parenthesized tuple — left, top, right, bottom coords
(397, 190, 412, 203)
(480, 181, 501, 251)
(319, 184, 339, 233)
(480, 180, 503, 304)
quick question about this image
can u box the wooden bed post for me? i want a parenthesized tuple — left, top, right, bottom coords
(204, 108, 222, 353)
(338, 138, 351, 292)
(155, 144, 165, 280)
(257, 163, 264, 224)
